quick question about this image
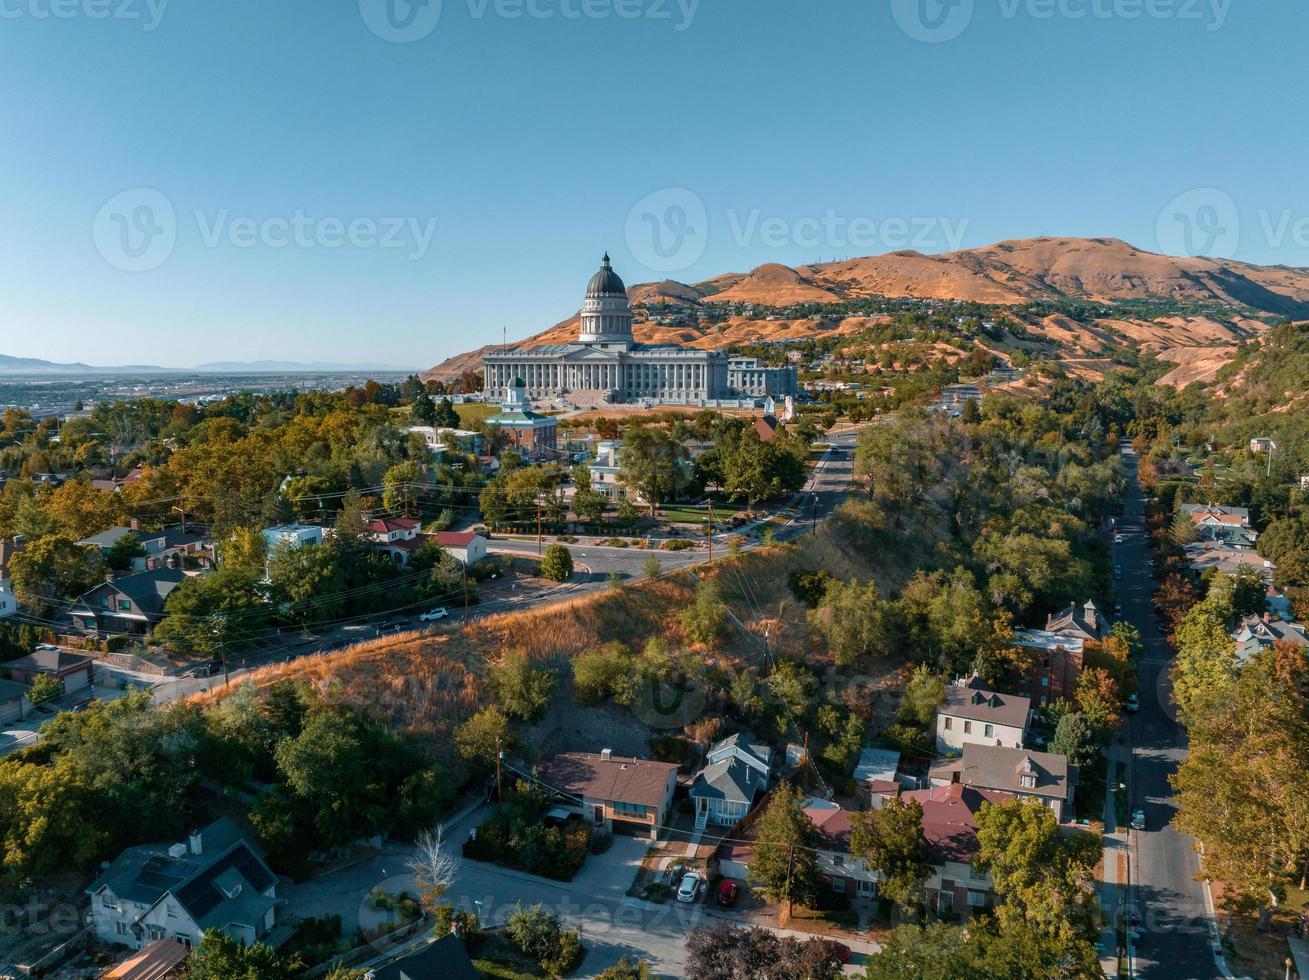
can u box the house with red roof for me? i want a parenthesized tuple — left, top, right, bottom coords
(367, 518, 488, 569)
(900, 782, 1009, 917)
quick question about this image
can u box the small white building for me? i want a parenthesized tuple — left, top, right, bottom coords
(433, 531, 488, 567)
(935, 676, 1030, 754)
(262, 523, 323, 556)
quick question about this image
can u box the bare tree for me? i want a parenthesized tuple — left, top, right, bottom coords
(407, 826, 462, 913)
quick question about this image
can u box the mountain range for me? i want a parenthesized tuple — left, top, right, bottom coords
(0, 356, 410, 376)
(424, 236, 1309, 387)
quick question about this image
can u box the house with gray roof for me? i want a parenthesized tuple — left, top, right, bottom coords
(929, 743, 1077, 822)
(1044, 600, 1103, 643)
(77, 523, 213, 573)
(1232, 613, 1308, 663)
(935, 676, 1030, 754)
(87, 817, 280, 951)
(690, 733, 771, 829)
(67, 568, 188, 637)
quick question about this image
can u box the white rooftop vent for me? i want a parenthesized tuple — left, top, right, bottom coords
(167, 843, 187, 859)
(600, 748, 612, 761)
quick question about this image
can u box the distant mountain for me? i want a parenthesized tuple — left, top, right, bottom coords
(192, 360, 412, 373)
(0, 355, 412, 376)
(0, 354, 167, 375)
(424, 236, 1309, 382)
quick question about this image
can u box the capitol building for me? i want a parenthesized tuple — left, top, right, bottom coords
(483, 255, 797, 407)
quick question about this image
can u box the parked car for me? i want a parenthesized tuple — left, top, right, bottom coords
(1114, 602, 1123, 616)
(676, 872, 703, 904)
(821, 940, 852, 964)
(1114, 565, 1123, 579)
(1130, 809, 1146, 831)
(717, 880, 739, 907)
(1114, 534, 1124, 544)
(1125, 693, 1139, 712)
(419, 607, 449, 622)
(376, 617, 409, 634)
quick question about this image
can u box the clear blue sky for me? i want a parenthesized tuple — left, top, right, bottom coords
(0, 0, 1302, 369)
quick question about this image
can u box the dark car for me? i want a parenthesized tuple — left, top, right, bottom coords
(376, 617, 410, 634)
(717, 880, 739, 906)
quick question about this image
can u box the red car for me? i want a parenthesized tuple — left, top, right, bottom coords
(717, 880, 739, 906)
(822, 940, 852, 963)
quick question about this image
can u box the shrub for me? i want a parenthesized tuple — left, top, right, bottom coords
(788, 568, 836, 607)
(660, 538, 694, 551)
(540, 544, 574, 582)
(27, 674, 61, 705)
(541, 928, 584, 976)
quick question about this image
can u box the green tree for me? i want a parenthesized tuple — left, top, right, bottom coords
(1050, 712, 1101, 771)
(898, 665, 946, 728)
(720, 431, 806, 508)
(453, 706, 512, 768)
(9, 535, 104, 607)
(382, 460, 424, 514)
(850, 797, 932, 913)
(1172, 606, 1239, 723)
(618, 427, 692, 516)
(490, 652, 556, 722)
(539, 543, 574, 582)
(572, 643, 633, 705)
(26, 673, 62, 705)
(274, 709, 387, 846)
(596, 956, 651, 980)
(153, 565, 268, 655)
(643, 555, 662, 580)
(747, 782, 821, 905)
(433, 397, 460, 428)
(186, 931, 300, 980)
(807, 579, 895, 666)
(681, 577, 730, 650)
(267, 541, 346, 625)
(974, 798, 1102, 961)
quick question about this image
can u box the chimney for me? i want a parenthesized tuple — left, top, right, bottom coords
(600, 748, 612, 762)
(188, 829, 203, 856)
(129, 518, 140, 531)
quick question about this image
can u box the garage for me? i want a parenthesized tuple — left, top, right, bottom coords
(61, 667, 91, 694)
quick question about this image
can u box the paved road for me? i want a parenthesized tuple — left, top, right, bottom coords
(1118, 445, 1220, 979)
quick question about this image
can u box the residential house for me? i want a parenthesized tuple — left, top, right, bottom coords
(261, 523, 324, 557)
(368, 517, 424, 567)
(1232, 613, 1308, 663)
(77, 523, 213, 573)
(935, 676, 1030, 754)
(1250, 437, 1276, 454)
(589, 440, 625, 500)
(689, 733, 771, 829)
(365, 933, 478, 980)
(0, 536, 22, 620)
(7, 648, 95, 696)
(900, 783, 1007, 917)
(1179, 503, 1257, 547)
(1183, 541, 1274, 581)
(432, 530, 488, 568)
(87, 818, 280, 951)
(404, 425, 483, 457)
(537, 750, 678, 840)
(929, 744, 1077, 822)
(853, 747, 903, 806)
(1044, 600, 1103, 643)
(1010, 629, 1085, 706)
(67, 568, 188, 636)
(801, 798, 879, 901)
(751, 415, 780, 443)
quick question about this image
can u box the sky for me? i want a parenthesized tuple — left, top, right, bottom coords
(0, 0, 1304, 369)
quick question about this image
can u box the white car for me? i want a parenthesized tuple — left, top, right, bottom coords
(676, 872, 703, 904)
(1114, 534, 1124, 544)
(1125, 693, 1139, 712)
(419, 607, 450, 622)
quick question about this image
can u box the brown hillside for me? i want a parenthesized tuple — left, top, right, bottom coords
(423, 237, 1309, 380)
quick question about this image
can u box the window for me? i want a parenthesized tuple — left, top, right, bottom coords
(984, 724, 994, 738)
(938, 890, 954, 914)
(115, 921, 129, 935)
(963, 720, 972, 734)
(831, 877, 845, 892)
(118, 599, 132, 612)
(1020, 774, 1036, 789)
(967, 890, 988, 908)
(832, 854, 844, 867)
(614, 801, 648, 817)
(943, 717, 952, 730)
(102, 895, 119, 911)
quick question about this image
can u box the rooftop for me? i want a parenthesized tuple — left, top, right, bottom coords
(538, 752, 678, 809)
(930, 743, 1073, 802)
(939, 676, 1031, 729)
(901, 783, 1014, 864)
(7, 647, 94, 675)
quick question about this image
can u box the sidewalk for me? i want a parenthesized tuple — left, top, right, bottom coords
(1101, 741, 1127, 978)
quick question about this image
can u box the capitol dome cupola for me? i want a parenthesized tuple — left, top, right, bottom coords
(579, 253, 634, 345)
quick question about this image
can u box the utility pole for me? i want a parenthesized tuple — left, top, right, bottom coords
(707, 499, 713, 566)
(463, 568, 470, 621)
(536, 498, 543, 557)
(811, 493, 818, 535)
(495, 736, 504, 814)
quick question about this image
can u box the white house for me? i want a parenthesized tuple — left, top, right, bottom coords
(87, 818, 279, 951)
(935, 676, 1030, 754)
(432, 531, 488, 568)
(0, 583, 14, 620)
(689, 733, 771, 829)
(261, 523, 323, 556)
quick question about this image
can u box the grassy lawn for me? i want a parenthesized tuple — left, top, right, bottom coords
(658, 506, 711, 524)
(456, 402, 499, 426)
(1218, 881, 1309, 980)
(472, 932, 544, 979)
